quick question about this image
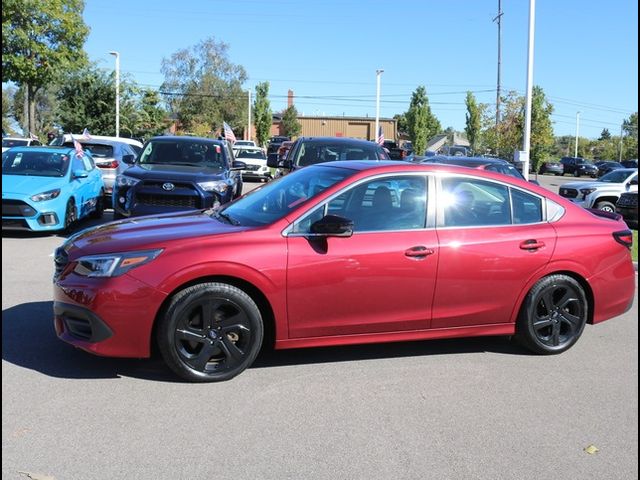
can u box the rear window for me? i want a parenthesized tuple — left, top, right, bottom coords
(63, 142, 114, 158)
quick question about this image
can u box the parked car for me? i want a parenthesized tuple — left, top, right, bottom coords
(616, 192, 638, 229)
(52, 134, 140, 200)
(234, 147, 271, 182)
(2, 136, 42, 152)
(233, 140, 257, 148)
(382, 140, 411, 160)
(621, 159, 638, 168)
(421, 155, 540, 185)
(52, 161, 635, 382)
(2, 146, 104, 231)
(50, 133, 143, 155)
(558, 168, 638, 212)
(538, 161, 564, 176)
(268, 136, 390, 174)
(112, 136, 245, 218)
(559, 157, 599, 177)
(267, 135, 291, 155)
(594, 161, 624, 177)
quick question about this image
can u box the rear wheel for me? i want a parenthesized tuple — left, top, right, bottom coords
(573, 170, 580, 177)
(516, 275, 588, 354)
(595, 200, 616, 213)
(157, 283, 264, 382)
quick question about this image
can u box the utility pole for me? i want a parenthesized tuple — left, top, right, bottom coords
(109, 51, 120, 137)
(493, 0, 503, 127)
(618, 123, 624, 161)
(574, 111, 580, 158)
(522, 0, 535, 180)
(375, 69, 384, 142)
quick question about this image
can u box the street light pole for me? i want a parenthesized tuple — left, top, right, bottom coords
(521, 0, 536, 181)
(109, 51, 120, 137)
(574, 111, 580, 158)
(247, 89, 252, 141)
(375, 69, 384, 142)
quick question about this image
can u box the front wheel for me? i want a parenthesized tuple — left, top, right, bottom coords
(573, 170, 580, 177)
(63, 199, 77, 232)
(92, 191, 105, 219)
(595, 200, 616, 213)
(516, 275, 588, 354)
(157, 283, 264, 382)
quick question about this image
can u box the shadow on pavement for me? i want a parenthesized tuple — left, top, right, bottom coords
(3, 300, 529, 382)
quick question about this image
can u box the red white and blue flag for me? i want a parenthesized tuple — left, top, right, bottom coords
(223, 122, 236, 144)
(376, 125, 384, 146)
(82, 128, 92, 139)
(29, 132, 39, 141)
(71, 135, 84, 158)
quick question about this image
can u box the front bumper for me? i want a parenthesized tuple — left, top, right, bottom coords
(2, 196, 65, 231)
(53, 270, 167, 358)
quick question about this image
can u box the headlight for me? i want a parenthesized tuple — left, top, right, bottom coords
(580, 188, 596, 198)
(116, 175, 140, 187)
(198, 180, 229, 193)
(73, 249, 163, 277)
(30, 189, 61, 202)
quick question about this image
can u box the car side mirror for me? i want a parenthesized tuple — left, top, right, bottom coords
(73, 170, 88, 179)
(310, 214, 354, 237)
(122, 154, 135, 165)
(231, 160, 246, 170)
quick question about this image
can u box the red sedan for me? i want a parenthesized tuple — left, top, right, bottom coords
(53, 161, 636, 382)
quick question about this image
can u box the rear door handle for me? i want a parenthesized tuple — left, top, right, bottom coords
(520, 239, 545, 251)
(404, 246, 434, 258)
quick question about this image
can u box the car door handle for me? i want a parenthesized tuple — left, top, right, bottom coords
(519, 239, 545, 250)
(404, 246, 434, 258)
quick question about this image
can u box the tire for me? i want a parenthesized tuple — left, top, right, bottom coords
(92, 191, 105, 219)
(157, 283, 264, 382)
(573, 170, 580, 177)
(63, 199, 77, 232)
(595, 200, 616, 213)
(516, 274, 588, 355)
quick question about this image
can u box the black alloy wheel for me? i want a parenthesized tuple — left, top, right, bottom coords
(516, 274, 588, 354)
(64, 199, 77, 231)
(158, 283, 263, 382)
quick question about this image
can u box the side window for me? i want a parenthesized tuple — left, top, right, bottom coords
(292, 176, 427, 233)
(72, 156, 85, 172)
(82, 156, 94, 171)
(511, 188, 543, 224)
(442, 178, 510, 227)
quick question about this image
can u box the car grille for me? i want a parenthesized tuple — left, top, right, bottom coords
(53, 246, 69, 280)
(617, 193, 638, 207)
(2, 199, 34, 217)
(243, 164, 261, 171)
(559, 188, 578, 199)
(136, 194, 198, 208)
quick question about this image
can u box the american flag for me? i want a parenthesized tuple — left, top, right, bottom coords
(223, 122, 236, 144)
(82, 128, 92, 139)
(29, 132, 39, 140)
(71, 135, 84, 158)
(376, 125, 384, 146)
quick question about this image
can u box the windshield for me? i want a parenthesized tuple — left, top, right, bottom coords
(2, 150, 70, 177)
(599, 170, 636, 183)
(138, 140, 224, 168)
(2, 139, 29, 148)
(234, 149, 266, 160)
(295, 142, 384, 166)
(217, 165, 353, 226)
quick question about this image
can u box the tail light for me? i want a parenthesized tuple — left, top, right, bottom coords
(97, 160, 119, 169)
(613, 230, 633, 249)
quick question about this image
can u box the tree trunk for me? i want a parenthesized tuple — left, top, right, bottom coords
(28, 84, 36, 135)
(23, 86, 29, 136)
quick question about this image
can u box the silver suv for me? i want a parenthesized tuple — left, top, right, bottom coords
(558, 168, 638, 212)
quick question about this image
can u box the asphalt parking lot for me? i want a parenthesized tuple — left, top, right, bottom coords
(2, 174, 638, 480)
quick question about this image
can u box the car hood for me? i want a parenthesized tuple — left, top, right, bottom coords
(561, 180, 617, 190)
(66, 210, 249, 256)
(1, 174, 67, 196)
(123, 163, 227, 182)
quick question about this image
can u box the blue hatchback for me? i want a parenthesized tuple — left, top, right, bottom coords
(2, 146, 105, 232)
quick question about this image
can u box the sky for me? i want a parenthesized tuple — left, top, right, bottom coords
(82, 0, 638, 139)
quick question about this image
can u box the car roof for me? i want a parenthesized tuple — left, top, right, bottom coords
(425, 155, 510, 166)
(295, 136, 380, 146)
(59, 134, 143, 147)
(147, 135, 225, 145)
(4, 145, 79, 155)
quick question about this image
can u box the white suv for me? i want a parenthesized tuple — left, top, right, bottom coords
(559, 168, 638, 212)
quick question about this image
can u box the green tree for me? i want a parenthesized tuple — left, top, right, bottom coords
(281, 105, 302, 139)
(393, 113, 408, 134)
(622, 112, 638, 160)
(599, 128, 611, 140)
(253, 82, 271, 147)
(406, 86, 441, 155)
(529, 86, 555, 171)
(160, 37, 247, 135)
(131, 89, 169, 140)
(464, 91, 482, 153)
(2, 85, 16, 134)
(13, 84, 58, 138)
(2, 0, 89, 135)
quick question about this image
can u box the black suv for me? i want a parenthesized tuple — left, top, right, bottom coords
(112, 136, 245, 218)
(266, 136, 291, 155)
(268, 136, 390, 173)
(559, 157, 599, 177)
(616, 191, 638, 229)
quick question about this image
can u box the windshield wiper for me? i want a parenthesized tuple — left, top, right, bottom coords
(214, 211, 240, 226)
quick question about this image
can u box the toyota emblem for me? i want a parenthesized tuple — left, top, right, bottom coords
(162, 182, 175, 191)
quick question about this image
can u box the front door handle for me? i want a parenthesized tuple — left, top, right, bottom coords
(404, 246, 434, 258)
(520, 239, 545, 251)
